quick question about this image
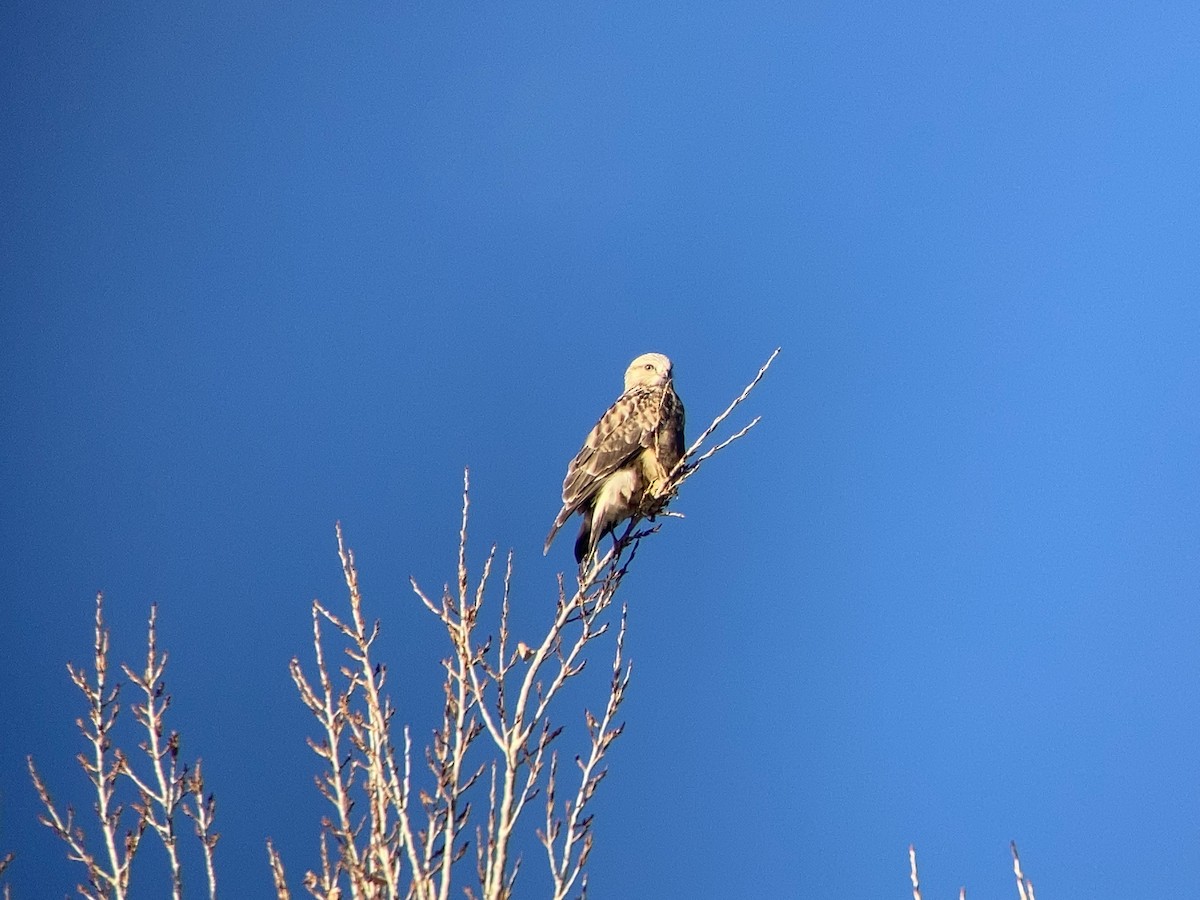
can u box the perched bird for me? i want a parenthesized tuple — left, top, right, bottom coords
(545, 352, 686, 565)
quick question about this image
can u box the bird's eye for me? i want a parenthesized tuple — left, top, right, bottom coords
(644, 364, 653, 370)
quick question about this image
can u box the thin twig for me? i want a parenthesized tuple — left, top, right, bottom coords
(182, 761, 219, 900)
(266, 839, 292, 900)
(909, 844, 923, 900)
(1011, 841, 1036, 900)
(677, 346, 780, 473)
(121, 604, 185, 900)
(29, 593, 140, 900)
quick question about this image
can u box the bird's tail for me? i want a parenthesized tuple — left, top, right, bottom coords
(572, 519, 595, 566)
(543, 508, 572, 555)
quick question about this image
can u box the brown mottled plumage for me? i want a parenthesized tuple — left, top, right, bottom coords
(544, 353, 686, 564)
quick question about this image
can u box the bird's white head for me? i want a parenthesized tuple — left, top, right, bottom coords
(624, 352, 673, 391)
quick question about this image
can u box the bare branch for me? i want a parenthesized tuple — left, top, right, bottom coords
(542, 605, 631, 899)
(121, 604, 186, 900)
(678, 346, 779, 472)
(182, 761, 220, 900)
(267, 839, 292, 900)
(29, 593, 139, 900)
(908, 844, 923, 900)
(1011, 841, 1036, 900)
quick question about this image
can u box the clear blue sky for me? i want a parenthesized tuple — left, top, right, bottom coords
(3, 2, 1199, 897)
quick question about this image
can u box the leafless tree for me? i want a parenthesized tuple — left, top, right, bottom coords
(24, 349, 780, 899)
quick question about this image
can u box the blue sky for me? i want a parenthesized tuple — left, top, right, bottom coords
(3, 2, 1199, 897)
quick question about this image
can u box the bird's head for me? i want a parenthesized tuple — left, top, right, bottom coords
(624, 352, 674, 390)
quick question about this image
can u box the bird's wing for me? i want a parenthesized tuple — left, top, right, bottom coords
(544, 387, 660, 552)
(563, 387, 661, 508)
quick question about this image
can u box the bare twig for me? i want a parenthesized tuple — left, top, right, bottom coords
(29, 593, 140, 900)
(120, 605, 186, 899)
(182, 761, 220, 899)
(267, 839, 292, 900)
(908, 845, 923, 900)
(673, 346, 780, 481)
(1011, 841, 1036, 900)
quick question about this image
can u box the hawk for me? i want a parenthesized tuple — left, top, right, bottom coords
(544, 352, 686, 565)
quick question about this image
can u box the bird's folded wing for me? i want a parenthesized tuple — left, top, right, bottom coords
(560, 389, 657, 513)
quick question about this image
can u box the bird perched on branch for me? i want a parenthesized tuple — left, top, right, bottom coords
(545, 352, 686, 565)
